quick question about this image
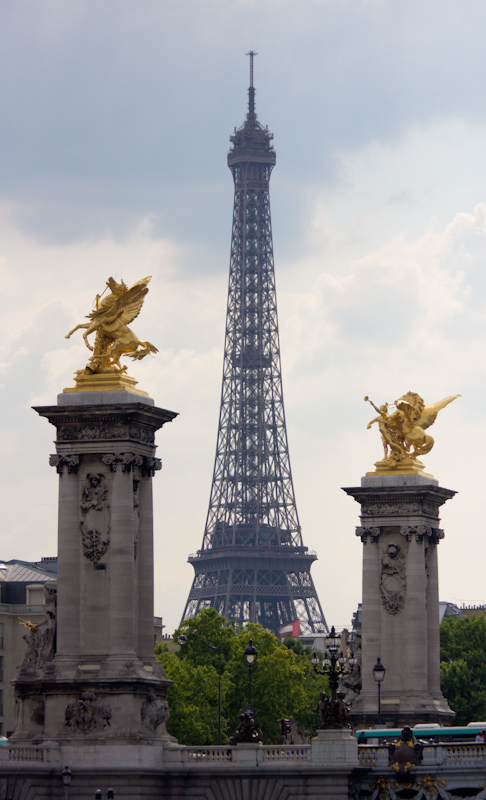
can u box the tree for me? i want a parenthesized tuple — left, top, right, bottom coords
(156, 644, 233, 745)
(440, 615, 486, 725)
(155, 610, 328, 745)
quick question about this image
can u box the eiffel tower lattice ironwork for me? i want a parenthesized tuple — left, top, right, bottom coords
(182, 54, 328, 637)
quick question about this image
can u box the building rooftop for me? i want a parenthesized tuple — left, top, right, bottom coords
(0, 559, 57, 584)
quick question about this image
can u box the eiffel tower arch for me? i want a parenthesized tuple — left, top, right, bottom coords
(182, 55, 327, 637)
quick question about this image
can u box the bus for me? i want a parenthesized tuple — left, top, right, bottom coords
(356, 723, 486, 745)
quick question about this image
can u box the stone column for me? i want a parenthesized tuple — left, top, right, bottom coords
(109, 463, 136, 658)
(360, 533, 381, 701)
(403, 535, 428, 698)
(344, 475, 455, 727)
(52, 458, 81, 663)
(138, 471, 156, 662)
(426, 540, 442, 698)
(11, 391, 178, 745)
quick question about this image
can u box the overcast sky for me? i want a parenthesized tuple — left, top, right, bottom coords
(2, 0, 486, 636)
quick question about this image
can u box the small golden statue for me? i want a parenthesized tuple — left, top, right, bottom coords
(65, 276, 158, 384)
(364, 391, 459, 475)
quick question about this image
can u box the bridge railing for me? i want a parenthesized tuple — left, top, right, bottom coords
(357, 742, 486, 769)
(163, 743, 311, 766)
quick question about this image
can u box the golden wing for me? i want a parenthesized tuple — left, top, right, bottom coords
(18, 617, 38, 632)
(91, 277, 152, 331)
(416, 395, 460, 430)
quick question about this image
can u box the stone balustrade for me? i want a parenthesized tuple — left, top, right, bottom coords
(6, 740, 485, 772)
(358, 741, 486, 769)
(163, 743, 311, 767)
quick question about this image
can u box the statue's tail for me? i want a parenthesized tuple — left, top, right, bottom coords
(129, 342, 159, 361)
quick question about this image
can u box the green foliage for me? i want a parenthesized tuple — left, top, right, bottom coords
(282, 637, 315, 658)
(172, 607, 235, 672)
(156, 643, 234, 745)
(440, 615, 486, 725)
(155, 611, 329, 745)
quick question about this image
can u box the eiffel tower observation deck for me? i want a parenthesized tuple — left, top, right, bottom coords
(182, 54, 327, 637)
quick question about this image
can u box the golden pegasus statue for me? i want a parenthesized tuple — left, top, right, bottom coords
(365, 391, 460, 475)
(65, 276, 158, 375)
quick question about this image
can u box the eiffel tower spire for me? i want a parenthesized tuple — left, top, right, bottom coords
(182, 57, 327, 636)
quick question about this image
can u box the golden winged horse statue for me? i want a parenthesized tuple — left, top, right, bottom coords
(65, 276, 158, 374)
(365, 391, 460, 474)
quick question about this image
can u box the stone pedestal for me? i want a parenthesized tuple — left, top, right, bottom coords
(11, 389, 177, 745)
(311, 728, 358, 766)
(344, 474, 455, 727)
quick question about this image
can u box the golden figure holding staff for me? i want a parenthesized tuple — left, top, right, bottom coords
(364, 391, 460, 475)
(66, 276, 158, 376)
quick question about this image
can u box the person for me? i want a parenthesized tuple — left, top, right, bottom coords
(475, 732, 483, 743)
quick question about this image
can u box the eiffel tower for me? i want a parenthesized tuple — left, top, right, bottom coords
(182, 54, 327, 637)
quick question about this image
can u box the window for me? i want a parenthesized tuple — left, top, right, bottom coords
(27, 585, 44, 606)
(0, 690, 4, 716)
(0, 656, 3, 682)
(0, 623, 3, 650)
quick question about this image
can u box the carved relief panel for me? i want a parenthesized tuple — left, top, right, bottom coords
(380, 541, 407, 615)
(80, 473, 111, 564)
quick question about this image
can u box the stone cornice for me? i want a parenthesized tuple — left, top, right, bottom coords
(34, 403, 177, 444)
(343, 484, 456, 510)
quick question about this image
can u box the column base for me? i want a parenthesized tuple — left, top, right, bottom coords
(311, 728, 358, 766)
(11, 673, 175, 746)
(348, 690, 454, 729)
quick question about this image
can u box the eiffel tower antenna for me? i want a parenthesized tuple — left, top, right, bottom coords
(246, 50, 257, 115)
(182, 58, 328, 637)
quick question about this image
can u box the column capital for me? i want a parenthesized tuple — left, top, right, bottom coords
(141, 457, 162, 477)
(356, 526, 381, 542)
(49, 454, 80, 474)
(102, 453, 143, 472)
(399, 525, 445, 543)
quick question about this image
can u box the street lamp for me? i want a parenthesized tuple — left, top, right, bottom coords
(372, 656, 385, 726)
(178, 630, 223, 745)
(61, 766, 72, 800)
(244, 639, 257, 711)
(311, 626, 351, 728)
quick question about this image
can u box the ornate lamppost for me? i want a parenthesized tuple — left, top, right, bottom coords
(229, 638, 262, 744)
(178, 631, 223, 745)
(312, 626, 354, 728)
(372, 656, 385, 726)
(61, 766, 72, 800)
(244, 639, 257, 711)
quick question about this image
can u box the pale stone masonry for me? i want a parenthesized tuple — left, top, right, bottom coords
(11, 390, 177, 745)
(344, 474, 455, 727)
(0, 558, 165, 737)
